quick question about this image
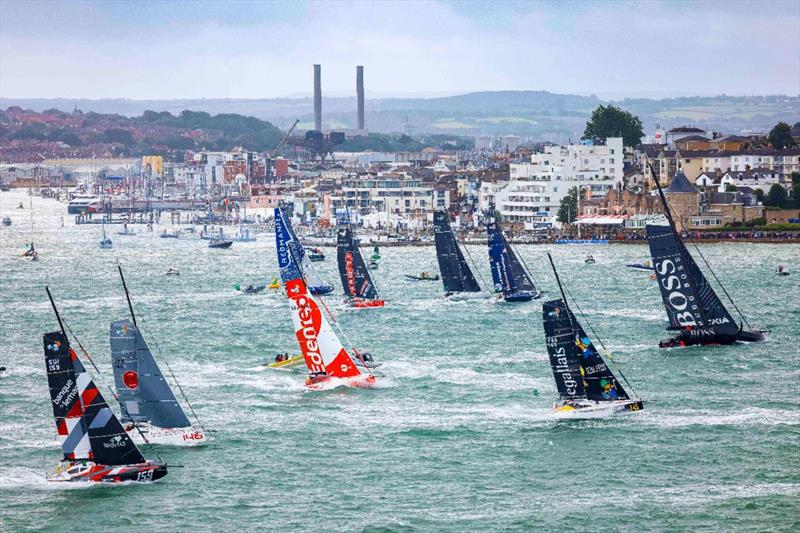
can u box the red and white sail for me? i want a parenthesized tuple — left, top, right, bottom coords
(284, 278, 362, 378)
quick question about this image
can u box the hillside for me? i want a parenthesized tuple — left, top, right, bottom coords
(2, 92, 797, 142)
(0, 108, 283, 162)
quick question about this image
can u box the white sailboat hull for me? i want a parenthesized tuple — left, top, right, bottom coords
(127, 424, 207, 446)
(553, 399, 643, 418)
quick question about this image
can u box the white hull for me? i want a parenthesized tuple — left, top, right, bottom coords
(127, 424, 207, 446)
(553, 399, 643, 418)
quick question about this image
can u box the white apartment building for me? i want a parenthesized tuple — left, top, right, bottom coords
(498, 137, 624, 228)
(331, 172, 447, 225)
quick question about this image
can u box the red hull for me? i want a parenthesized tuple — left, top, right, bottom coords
(350, 299, 385, 308)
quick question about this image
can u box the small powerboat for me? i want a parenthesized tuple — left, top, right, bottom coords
(776, 265, 790, 276)
(208, 239, 232, 249)
(584, 254, 596, 264)
(236, 283, 266, 294)
(166, 268, 180, 276)
(308, 248, 325, 261)
(2, 216, 11, 226)
(369, 260, 379, 270)
(160, 230, 180, 239)
(349, 297, 385, 308)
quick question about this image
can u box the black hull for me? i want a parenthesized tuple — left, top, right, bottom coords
(737, 329, 765, 343)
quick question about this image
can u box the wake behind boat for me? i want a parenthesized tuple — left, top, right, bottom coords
(542, 253, 644, 417)
(43, 289, 167, 483)
(645, 167, 765, 348)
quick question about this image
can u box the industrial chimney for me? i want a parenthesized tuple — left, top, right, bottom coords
(313, 64, 322, 131)
(356, 65, 365, 130)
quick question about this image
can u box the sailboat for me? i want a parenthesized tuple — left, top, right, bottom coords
(110, 266, 207, 445)
(22, 194, 38, 261)
(336, 218, 385, 308)
(275, 204, 333, 296)
(486, 211, 542, 302)
(645, 167, 765, 348)
(1, 189, 11, 226)
(43, 288, 167, 483)
(433, 209, 491, 300)
(543, 253, 644, 416)
(117, 223, 137, 236)
(99, 223, 113, 249)
(275, 208, 379, 388)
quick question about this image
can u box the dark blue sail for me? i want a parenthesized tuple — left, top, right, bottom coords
(275, 206, 305, 284)
(567, 308, 629, 402)
(337, 226, 378, 300)
(433, 210, 481, 293)
(486, 217, 539, 298)
(542, 300, 586, 400)
(110, 319, 191, 428)
(646, 224, 739, 341)
(274, 206, 333, 294)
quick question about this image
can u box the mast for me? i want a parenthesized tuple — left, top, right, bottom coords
(117, 264, 137, 327)
(45, 286, 66, 336)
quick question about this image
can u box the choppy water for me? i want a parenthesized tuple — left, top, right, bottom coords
(1, 190, 799, 532)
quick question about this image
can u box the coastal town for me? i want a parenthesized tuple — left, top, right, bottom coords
(2, 105, 799, 243)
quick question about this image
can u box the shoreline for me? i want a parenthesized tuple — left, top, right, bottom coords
(301, 238, 800, 247)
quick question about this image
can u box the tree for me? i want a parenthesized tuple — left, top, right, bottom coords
(752, 188, 765, 204)
(583, 105, 644, 147)
(724, 183, 738, 192)
(557, 187, 579, 224)
(765, 183, 787, 208)
(791, 172, 800, 208)
(767, 122, 796, 149)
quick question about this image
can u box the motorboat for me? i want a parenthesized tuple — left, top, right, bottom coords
(208, 239, 233, 249)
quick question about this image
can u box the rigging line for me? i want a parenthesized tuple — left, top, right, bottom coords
(506, 233, 541, 289)
(59, 315, 160, 459)
(691, 243, 752, 328)
(461, 232, 490, 291)
(136, 314, 206, 431)
(547, 253, 640, 399)
(284, 224, 371, 376)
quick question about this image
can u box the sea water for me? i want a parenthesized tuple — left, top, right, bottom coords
(1, 190, 798, 531)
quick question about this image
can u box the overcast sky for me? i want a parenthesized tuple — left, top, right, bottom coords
(1, 0, 798, 100)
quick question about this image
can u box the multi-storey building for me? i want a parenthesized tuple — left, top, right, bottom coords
(497, 137, 624, 228)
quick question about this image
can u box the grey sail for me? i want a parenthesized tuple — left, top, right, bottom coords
(110, 319, 191, 428)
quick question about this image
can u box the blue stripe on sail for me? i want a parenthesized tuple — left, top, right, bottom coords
(88, 406, 113, 429)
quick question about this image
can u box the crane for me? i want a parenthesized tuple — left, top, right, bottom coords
(273, 119, 299, 157)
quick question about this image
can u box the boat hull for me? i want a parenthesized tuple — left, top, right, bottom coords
(350, 298, 385, 308)
(554, 399, 644, 418)
(127, 424, 207, 446)
(48, 461, 167, 483)
(737, 329, 766, 343)
(444, 291, 493, 301)
(306, 374, 377, 390)
(309, 285, 334, 296)
(502, 290, 541, 302)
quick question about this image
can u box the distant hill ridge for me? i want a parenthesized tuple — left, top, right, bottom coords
(2, 91, 798, 141)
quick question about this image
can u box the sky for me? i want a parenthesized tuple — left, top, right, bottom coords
(1, 0, 799, 100)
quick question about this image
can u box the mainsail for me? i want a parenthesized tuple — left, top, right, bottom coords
(337, 226, 379, 300)
(276, 213, 363, 379)
(486, 217, 538, 294)
(647, 224, 739, 338)
(542, 300, 630, 402)
(275, 206, 332, 294)
(110, 319, 191, 428)
(433, 210, 481, 293)
(44, 331, 146, 465)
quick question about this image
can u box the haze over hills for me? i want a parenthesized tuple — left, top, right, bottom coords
(2, 91, 798, 142)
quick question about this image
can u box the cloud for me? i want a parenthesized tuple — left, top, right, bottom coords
(1, 0, 798, 98)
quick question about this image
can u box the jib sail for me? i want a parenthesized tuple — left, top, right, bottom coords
(487, 217, 537, 294)
(434, 210, 481, 293)
(646, 224, 738, 336)
(276, 215, 362, 378)
(542, 300, 586, 400)
(337, 226, 378, 299)
(44, 331, 146, 465)
(110, 319, 191, 428)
